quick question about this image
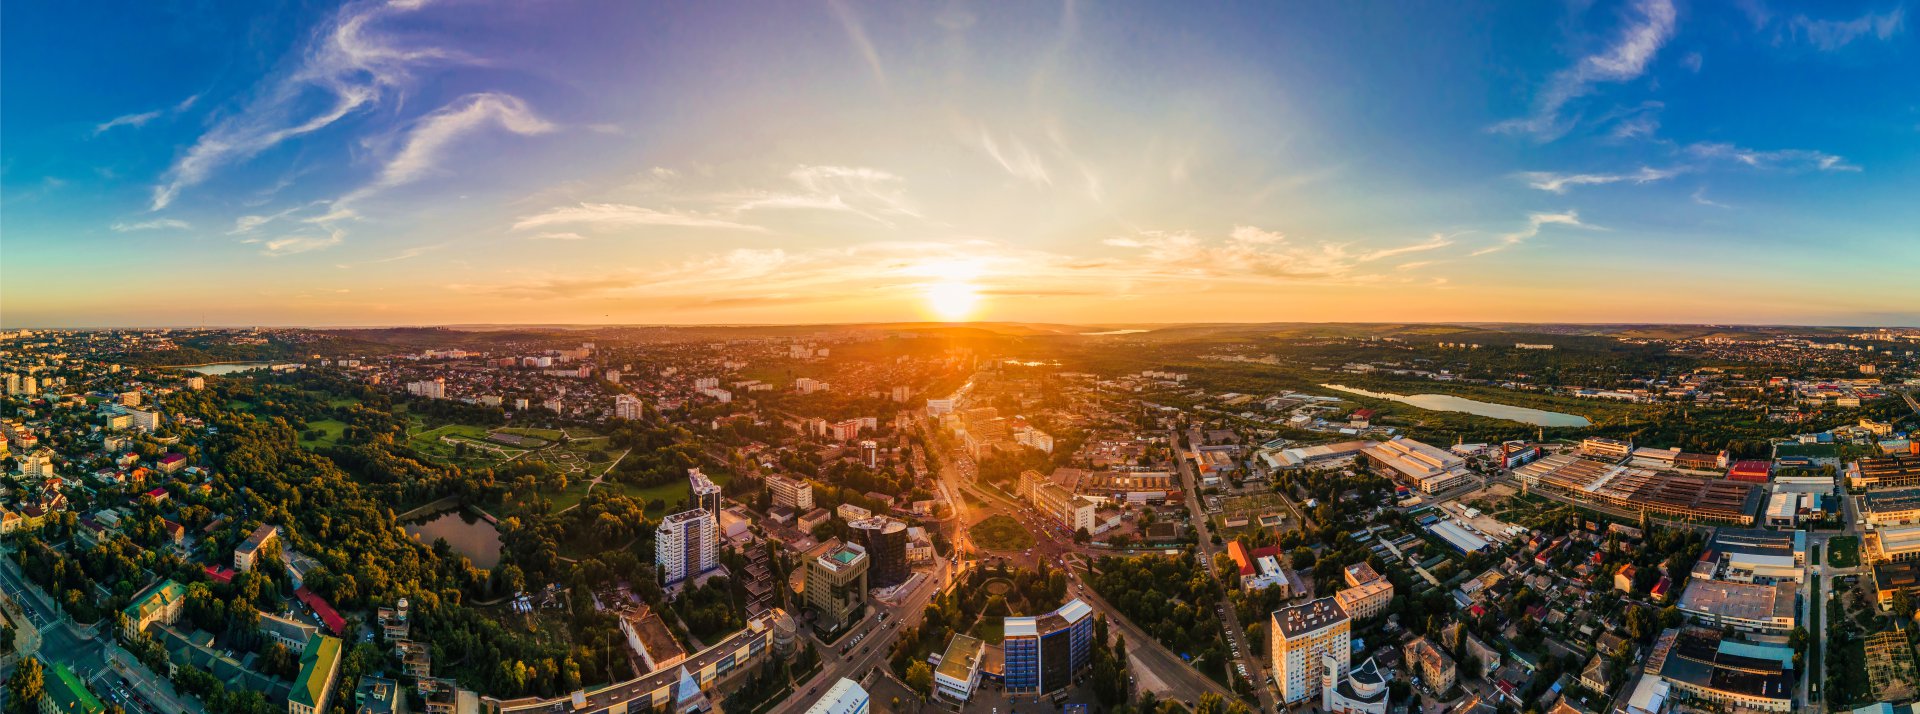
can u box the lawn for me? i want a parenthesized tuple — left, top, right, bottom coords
(968, 514, 1036, 552)
(970, 617, 1005, 644)
(407, 423, 525, 466)
(298, 419, 348, 448)
(1777, 442, 1842, 458)
(1830, 536, 1861, 568)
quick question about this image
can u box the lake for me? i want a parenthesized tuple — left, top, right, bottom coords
(1320, 384, 1592, 427)
(405, 510, 503, 569)
(181, 362, 277, 375)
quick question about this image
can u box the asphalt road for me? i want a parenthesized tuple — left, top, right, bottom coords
(1174, 429, 1276, 713)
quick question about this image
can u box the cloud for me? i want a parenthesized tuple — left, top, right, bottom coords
(1789, 7, 1905, 50)
(826, 0, 886, 85)
(247, 230, 344, 256)
(1686, 142, 1860, 171)
(1471, 211, 1592, 256)
(337, 92, 553, 206)
(1492, 0, 1677, 140)
(1359, 234, 1454, 262)
(151, 0, 462, 209)
(511, 203, 766, 232)
(1519, 166, 1681, 193)
(528, 231, 586, 241)
(93, 93, 200, 137)
(1681, 52, 1703, 72)
(974, 131, 1052, 186)
(110, 218, 191, 232)
(725, 165, 921, 224)
(1691, 186, 1730, 208)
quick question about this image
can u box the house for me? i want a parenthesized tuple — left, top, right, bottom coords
(1579, 653, 1611, 692)
(122, 580, 187, 632)
(1614, 565, 1637, 594)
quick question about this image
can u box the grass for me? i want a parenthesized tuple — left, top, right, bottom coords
(1776, 442, 1842, 458)
(968, 514, 1036, 552)
(298, 419, 348, 448)
(971, 617, 1005, 644)
(1830, 536, 1861, 568)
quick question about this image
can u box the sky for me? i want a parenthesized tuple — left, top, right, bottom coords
(3, 0, 1917, 327)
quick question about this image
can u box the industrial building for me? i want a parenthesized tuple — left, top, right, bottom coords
(1360, 437, 1473, 494)
(1674, 578, 1797, 635)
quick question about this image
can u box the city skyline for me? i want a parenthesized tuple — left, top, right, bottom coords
(4, 1, 1918, 328)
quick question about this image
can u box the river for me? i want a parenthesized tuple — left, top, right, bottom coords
(1320, 384, 1592, 427)
(179, 362, 278, 375)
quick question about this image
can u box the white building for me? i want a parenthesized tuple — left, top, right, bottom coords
(926, 399, 954, 417)
(614, 394, 644, 420)
(655, 509, 719, 587)
(1321, 655, 1388, 714)
(1272, 598, 1352, 704)
(933, 634, 986, 703)
(804, 678, 870, 714)
(406, 379, 446, 399)
(767, 474, 815, 511)
(127, 407, 161, 432)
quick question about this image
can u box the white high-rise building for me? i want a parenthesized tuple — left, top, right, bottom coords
(614, 394, 643, 420)
(1271, 597, 1352, 704)
(656, 509, 718, 587)
(406, 378, 446, 399)
(127, 407, 161, 432)
(767, 474, 815, 511)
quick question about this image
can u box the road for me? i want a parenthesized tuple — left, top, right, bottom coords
(770, 540, 965, 714)
(1173, 428, 1274, 712)
(0, 555, 198, 714)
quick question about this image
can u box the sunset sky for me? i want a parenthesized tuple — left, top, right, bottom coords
(3, 0, 1917, 327)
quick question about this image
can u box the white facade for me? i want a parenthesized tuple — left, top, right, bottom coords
(655, 509, 718, 587)
(614, 394, 643, 420)
(804, 679, 869, 714)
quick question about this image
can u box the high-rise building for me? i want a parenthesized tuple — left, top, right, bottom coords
(803, 678, 870, 714)
(614, 394, 643, 420)
(767, 474, 815, 511)
(1003, 599, 1095, 695)
(689, 469, 723, 518)
(848, 517, 908, 588)
(1271, 597, 1352, 704)
(804, 539, 869, 634)
(656, 509, 718, 587)
(127, 407, 160, 432)
(406, 378, 446, 399)
(859, 440, 879, 468)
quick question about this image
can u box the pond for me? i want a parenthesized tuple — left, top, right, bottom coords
(181, 362, 279, 375)
(1320, 384, 1592, 427)
(405, 509, 503, 569)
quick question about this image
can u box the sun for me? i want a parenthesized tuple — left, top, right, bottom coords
(923, 280, 982, 321)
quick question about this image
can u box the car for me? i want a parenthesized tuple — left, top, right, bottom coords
(809, 687, 819, 695)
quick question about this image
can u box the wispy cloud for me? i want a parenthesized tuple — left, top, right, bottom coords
(1789, 6, 1905, 51)
(826, 0, 886, 86)
(1491, 0, 1677, 140)
(1471, 212, 1592, 256)
(1686, 142, 1860, 172)
(1691, 186, 1731, 208)
(974, 131, 1052, 186)
(725, 165, 921, 224)
(337, 92, 554, 206)
(93, 93, 200, 137)
(528, 231, 586, 241)
(151, 0, 463, 209)
(110, 218, 191, 232)
(512, 203, 766, 233)
(246, 230, 344, 256)
(1519, 166, 1681, 193)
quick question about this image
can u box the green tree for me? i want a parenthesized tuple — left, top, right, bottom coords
(905, 661, 934, 695)
(6, 656, 45, 714)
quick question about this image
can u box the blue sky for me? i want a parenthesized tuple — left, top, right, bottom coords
(3, 0, 1916, 327)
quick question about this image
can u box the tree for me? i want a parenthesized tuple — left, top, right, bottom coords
(1895, 589, 1915, 621)
(6, 656, 45, 714)
(904, 661, 934, 695)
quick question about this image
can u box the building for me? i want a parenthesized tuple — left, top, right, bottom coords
(127, 407, 161, 432)
(1851, 454, 1920, 491)
(619, 607, 689, 673)
(405, 379, 446, 400)
(689, 469, 723, 518)
(1004, 599, 1095, 696)
(859, 440, 879, 468)
(1271, 597, 1352, 704)
(1675, 578, 1796, 635)
(1404, 637, 1457, 694)
(1360, 438, 1473, 494)
(1727, 460, 1772, 483)
(804, 678, 870, 714)
(1646, 628, 1793, 712)
(1321, 656, 1389, 714)
(767, 474, 815, 511)
(797, 508, 831, 534)
(656, 509, 719, 587)
(1707, 528, 1805, 580)
(934, 634, 987, 703)
(486, 609, 790, 714)
(1865, 487, 1920, 526)
(1515, 454, 1762, 525)
(805, 540, 869, 635)
(260, 611, 320, 651)
(1615, 565, 1639, 593)
(234, 524, 279, 572)
(354, 677, 405, 714)
(847, 517, 908, 589)
(1332, 577, 1393, 621)
(1021, 470, 1098, 535)
(41, 661, 105, 714)
(1580, 437, 1633, 461)
(122, 579, 186, 632)
(289, 635, 344, 714)
(614, 394, 644, 420)
(926, 399, 954, 416)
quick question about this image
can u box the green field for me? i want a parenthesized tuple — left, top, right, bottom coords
(407, 423, 527, 466)
(1829, 536, 1861, 568)
(1777, 442, 1842, 458)
(298, 419, 348, 448)
(970, 617, 1005, 644)
(968, 514, 1036, 552)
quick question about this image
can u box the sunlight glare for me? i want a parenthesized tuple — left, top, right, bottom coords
(924, 280, 982, 321)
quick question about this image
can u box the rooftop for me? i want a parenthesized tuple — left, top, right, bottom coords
(1676, 578, 1795, 624)
(1272, 597, 1349, 639)
(935, 633, 985, 682)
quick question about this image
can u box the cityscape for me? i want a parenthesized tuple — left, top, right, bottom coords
(3, 4, 1919, 714)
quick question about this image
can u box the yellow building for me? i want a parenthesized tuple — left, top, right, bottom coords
(1271, 598, 1351, 704)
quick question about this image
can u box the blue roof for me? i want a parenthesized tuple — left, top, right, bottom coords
(1718, 640, 1794, 669)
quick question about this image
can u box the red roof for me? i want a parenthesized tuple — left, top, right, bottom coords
(145, 487, 168, 499)
(1726, 460, 1771, 482)
(295, 586, 346, 634)
(159, 453, 187, 464)
(203, 565, 235, 584)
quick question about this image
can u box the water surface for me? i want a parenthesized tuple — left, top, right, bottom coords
(1320, 384, 1592, 427)
(405, 510, 503, 569)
